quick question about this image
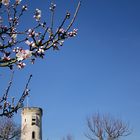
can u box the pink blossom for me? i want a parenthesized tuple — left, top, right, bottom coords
(16, 49, 32, 61)
(2, 0, 10, 5)
(2, 55, 11, 61)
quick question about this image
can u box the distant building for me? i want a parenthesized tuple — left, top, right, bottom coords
(21, 107, 43, 140)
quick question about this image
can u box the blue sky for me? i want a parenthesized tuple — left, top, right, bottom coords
(1, 0, 140, 140)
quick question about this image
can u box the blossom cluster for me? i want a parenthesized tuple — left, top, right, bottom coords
(0, 0, 80, 117)
(0, 0, 79, 70)
(58, 28, 78, 38)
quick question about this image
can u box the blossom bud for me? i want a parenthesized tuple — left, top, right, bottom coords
(66, 12, 70, 19)
(49, 3, 56, 11)
(22, 5, 27, 11)
(34, 9, 41, 21)
(15, 0, 21, 5)
(17, 62, 26, 69)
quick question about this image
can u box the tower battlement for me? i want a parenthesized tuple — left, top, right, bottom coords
(22, 107, 43, 116)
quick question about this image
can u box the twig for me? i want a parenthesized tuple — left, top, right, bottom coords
(15, 74, 32, 110)
(0, 71, 14, 104)
(66, 1, 81, 32)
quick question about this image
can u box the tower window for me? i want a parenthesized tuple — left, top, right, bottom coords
(32, 115, 36, 125)
(32, 131, 35, 139)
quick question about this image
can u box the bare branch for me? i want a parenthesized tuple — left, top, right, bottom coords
(0, 74, 32, 117)
(0, 71, 14, 104)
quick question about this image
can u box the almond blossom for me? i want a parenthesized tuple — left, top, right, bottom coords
(16, 49, 32, 61)
(2, 0, 10, 5)
(37, 46, 45, 54)
(0, 0, 80, 69)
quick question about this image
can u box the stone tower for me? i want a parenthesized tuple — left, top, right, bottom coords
(21, 107, 43, 140)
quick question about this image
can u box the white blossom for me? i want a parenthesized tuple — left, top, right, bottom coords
(2, 0, 10, 5)
(11, 34, 17, 40)
(37, 46, 44, 54)
(59, 40, 64, 46)
(16, 49, 32, 61)
(25, 40, 31, 46)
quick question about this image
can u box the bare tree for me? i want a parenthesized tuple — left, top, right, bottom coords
(86, 113, 104, 140)
(85, 113, 131, 140)
(0, 0, 81, 117)
(0, 116, 20, 140)
(103, 115, 131, 140)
